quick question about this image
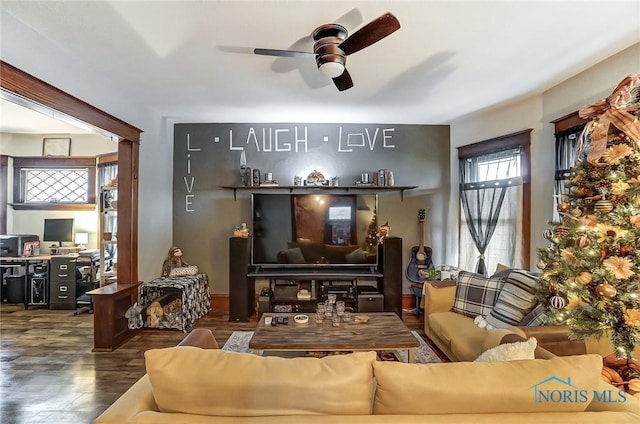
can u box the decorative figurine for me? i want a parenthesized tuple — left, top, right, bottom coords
(161, 246, 190, 277)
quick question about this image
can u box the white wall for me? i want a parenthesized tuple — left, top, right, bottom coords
(0, 132, 117, 156)
(1, 12, 171, 282)
(449, 43, 640, 270)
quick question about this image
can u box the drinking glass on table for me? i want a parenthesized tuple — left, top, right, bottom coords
(325, 303, 334, 318)
(336, 301, 345, 316)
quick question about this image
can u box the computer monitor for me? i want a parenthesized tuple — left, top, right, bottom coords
(43, 218, 74, 246)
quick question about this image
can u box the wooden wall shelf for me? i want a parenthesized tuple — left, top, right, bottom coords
(220, 185, 417, 201)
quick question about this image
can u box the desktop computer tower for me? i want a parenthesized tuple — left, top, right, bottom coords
(30, 264, 48, 305)
(30, 274, 47, 305)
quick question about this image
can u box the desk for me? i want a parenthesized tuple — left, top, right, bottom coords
(0, 255, 51, 309)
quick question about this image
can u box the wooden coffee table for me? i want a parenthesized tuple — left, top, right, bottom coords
(249, 312, 419, 362)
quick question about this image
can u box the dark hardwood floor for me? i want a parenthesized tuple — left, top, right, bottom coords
(0, 303, 443, 423)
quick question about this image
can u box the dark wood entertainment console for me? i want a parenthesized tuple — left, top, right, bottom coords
(229, 237, 403, 321)
(225, 185, 411, 321)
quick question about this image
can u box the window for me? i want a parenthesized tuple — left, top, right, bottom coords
(552, 112, 587, 222)
(458, 130, 531, 274)
(22, 168, 89, 203)
(12, 157, 96, 210)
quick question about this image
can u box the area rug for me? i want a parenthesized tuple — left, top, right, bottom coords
(222, 330, 441, 363)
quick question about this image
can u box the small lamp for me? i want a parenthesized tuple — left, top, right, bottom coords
(75, 232, 89, 250)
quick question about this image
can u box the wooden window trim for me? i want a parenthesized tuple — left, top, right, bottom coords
(12, 156, 96, 208)
(551, 111, 588, 134)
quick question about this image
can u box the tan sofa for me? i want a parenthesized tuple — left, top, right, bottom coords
(94, 329, 640, 423)
(423, 280, 640, 362)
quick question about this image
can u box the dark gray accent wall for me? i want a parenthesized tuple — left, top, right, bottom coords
(173, 123, 450, 294)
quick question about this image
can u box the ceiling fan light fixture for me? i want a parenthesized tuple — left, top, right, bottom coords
(318, 61, 345, 78)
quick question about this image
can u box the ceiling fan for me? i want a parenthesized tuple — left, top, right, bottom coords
(254, 12, 400, 91)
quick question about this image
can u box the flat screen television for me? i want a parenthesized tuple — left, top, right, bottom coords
(251, 193, 378, 268)
(43, 218, 75, 246)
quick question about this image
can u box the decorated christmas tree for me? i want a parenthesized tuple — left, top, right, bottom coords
(536, 74, 640, 359)
(365, 209, 378, 252)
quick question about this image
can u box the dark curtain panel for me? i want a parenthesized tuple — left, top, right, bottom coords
(459, 148, 519, 275)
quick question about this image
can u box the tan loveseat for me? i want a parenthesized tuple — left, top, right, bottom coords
(94, 329, 640, 423)
(423, 280, 640, 362)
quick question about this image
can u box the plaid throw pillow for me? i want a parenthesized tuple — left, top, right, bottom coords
(452, 271, 506, 319)
(519, 304, 549, 326)
(485, 270, 539, 329)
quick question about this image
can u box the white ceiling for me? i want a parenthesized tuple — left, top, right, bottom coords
(1, 1, 639, 129)
(0, 99, 94, 134)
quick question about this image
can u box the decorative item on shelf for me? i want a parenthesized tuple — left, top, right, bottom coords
(357, 172, 373, 185)
(305, 169, 326, 186)
(293, 175, 302, 186)
(252, 169, 261, 186)
(103, 190, 114, 209)
(233, 223, 250, 238)
(330, 176, 339, 186)
(239, 150, 248, 186)
(103, 232, 112, 241)
(161, 246, 190, 278)
(297, 288, 311, 300)
(377, 221, 390, 244)
(42, 137, 71, 156)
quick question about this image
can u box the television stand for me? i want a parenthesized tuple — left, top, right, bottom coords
(228, 237, 403, 321)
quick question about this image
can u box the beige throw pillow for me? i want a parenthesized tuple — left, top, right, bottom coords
(145, 347, 376, 416)
(373, 354, 602, 414)
(474, 337, 537, 362)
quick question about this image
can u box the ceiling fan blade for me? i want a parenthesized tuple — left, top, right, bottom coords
(253, 48, 315, 58)
(338, 12, 400, 56)
(334, 8, 363, 31)
(332, 69, 354, 91)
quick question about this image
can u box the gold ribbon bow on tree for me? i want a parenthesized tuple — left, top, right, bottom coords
(576, 74, 640, 165)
